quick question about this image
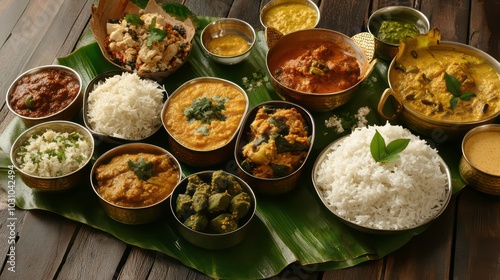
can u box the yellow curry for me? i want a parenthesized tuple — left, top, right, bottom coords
(163, 81, 247, 151)
(95, 153, 180, 208)
(390, 47, 500, 122)
(262, 3, 318, 35)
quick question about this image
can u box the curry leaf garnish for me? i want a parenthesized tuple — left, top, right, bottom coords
(125, 14, 144, 25)
(370, 130, 410, 163)
(128, 158, 153, 181)
(147, 17, 167, 47)
(444, 72, 476, 109)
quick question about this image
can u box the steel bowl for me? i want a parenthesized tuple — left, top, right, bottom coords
(367, 6, 430, 61)
(6, 65, 83, 127)
(161, 77, 248, 167)
(266, 28, 377, 112)
(169, 170, 256, 250)
(90, 143, 182, 224)
(378, 41, 500, 141)
(234, 101, 315, 195)
(312, 134, 453, 234)
(459, 124, 500, 195)
(200, 18, 256, 65)
(10, 121, 94, 191)
(260, 0, 320, 35)
(82, 70, 166, 144)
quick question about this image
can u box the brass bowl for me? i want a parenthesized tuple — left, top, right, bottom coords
(367, 6, 430, 61)
(266, 28, 377, 112)
(161, 77, 248, 167)
(200, 18, 256, 65)
(260, 0, 320, 36)
(312, 134, 453, 234)
(82, 70, 166, 144)
(234, 101, 315, 195)
(378, 41, 500, 141)
(169, 170, 256, 250)
(459, 124, 500, 195)
(90, 143, 182, 224)
(6, 65, 83, 127)
(10, 121, 94, 191)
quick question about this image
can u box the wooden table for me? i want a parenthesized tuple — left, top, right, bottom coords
(1, 0, 499, 279)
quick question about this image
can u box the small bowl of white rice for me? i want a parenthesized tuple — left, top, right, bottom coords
(83, 70, 166, 143)
(312, 122, 452, 234)
(10, 120, 94, 191)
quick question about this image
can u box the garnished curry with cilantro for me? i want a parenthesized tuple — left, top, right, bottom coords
(163, 80, 247, 151)
(95, 153, 179, 208)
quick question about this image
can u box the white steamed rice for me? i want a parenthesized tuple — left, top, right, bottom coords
(87, 72, 164, 140)
(315, 122, 449, 230)
(16, 129, 91, 177)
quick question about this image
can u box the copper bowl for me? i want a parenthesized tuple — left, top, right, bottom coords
(10, 121, 94, 191)
(6, 65, 83, 127)
(90, 143, 182, 224)
(161, 77, 248, 167)
(266, 28, 377, 112)
(378, 41, 500, 141)
(200, 18, 256, 65)
(169, 170, 256, 250)
(459, 124, 500, 195)
(234, 101, 315, 195)
(367, 6, 430, 61)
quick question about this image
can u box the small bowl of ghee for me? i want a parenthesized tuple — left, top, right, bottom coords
(200, 18, 255, 65)
(260, 0, 320, 36)
(459, 124, 500, 195)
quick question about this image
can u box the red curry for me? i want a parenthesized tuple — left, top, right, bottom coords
(9, 69, 80, 118)
(271, 42, 361, 93)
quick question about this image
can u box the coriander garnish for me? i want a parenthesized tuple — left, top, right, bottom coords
(184, 96, 228, 135)
(370, 130, 410, 163)
(444, 72, 476, 109)
(125, 14, 144, 25)
(128, 158, 153, 181)
(147, 17, 167, 47)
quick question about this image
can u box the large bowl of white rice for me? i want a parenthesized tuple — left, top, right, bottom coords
(312, 123, 452, 234)
(10, 120, 94, 191)
(83, 71, 166, 143)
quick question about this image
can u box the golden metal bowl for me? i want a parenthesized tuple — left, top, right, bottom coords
(90, 143, 182, 224)
(378, 41, 500, 141)
(234, 101, 315, 195)
(200, 18, 256, 65)
(82, 70, 166, 144)
(169, 170, 256, 250)
(161, 77, 249, 167)
(459, 124, 500, 195)
(266, 28, 377, 112)
(312, 134, 453, 234)
(10, 121, 94, 191)
(367, 6, 430, 61)
(6, 65, 83, 127)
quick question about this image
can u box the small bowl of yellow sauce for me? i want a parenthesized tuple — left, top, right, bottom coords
(460, 124, 500, 195)
(200, 18, 255, 65)
(260, 0, 320, 36)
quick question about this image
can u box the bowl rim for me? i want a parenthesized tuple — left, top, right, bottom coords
(367, 6, 430, 47)
(90, 142, 183, 210)
(6, 65, 83, 121)
(200, 18, 256, 59)
(266, 28, 370, 96)
(10, 120, 95, 179)
(169, 170, 257, 236)
(161, 76, 249, 153)
(387, 41, 500, 125)
(259, 0, 320, 31)
(82, 70, 166, 143)
(461, 123, 500, 177)
(311, 133, 453, 234)
(234, 100, 316, 182)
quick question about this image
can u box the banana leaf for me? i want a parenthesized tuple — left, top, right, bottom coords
(0, 16, 466, 279)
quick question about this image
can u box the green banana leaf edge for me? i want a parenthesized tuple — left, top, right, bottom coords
(0, 16, 466, 279)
